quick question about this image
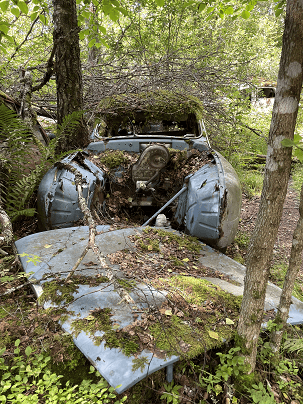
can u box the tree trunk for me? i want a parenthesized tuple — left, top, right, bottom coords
(237, 0, 303, 371)
(52, 0, 89, 152)
(270, 183, 303, 352)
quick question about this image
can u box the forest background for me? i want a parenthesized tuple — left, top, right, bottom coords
(1, 0, 303, 403)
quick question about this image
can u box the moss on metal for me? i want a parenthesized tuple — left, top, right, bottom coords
(97, 89, 204, 130)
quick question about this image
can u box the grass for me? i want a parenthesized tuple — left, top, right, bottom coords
(238, 169, 264, 197)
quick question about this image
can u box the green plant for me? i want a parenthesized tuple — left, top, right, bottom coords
(18, 252, 42, 266)
(283, 337, 303, 354)
(234, 232, 250, 249)
(274, 358, 300, 392)
(0, 104, 81, 222)
(249, 382, 276, 404)
(160, 382, 182, 404)
(0, 339, 127, 403)
(199, 347, 248, 395)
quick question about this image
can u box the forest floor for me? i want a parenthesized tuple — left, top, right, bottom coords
(2, 178, 303, 404)
(226, 179, 302, 278)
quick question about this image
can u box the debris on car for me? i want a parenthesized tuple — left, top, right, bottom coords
(37, 90, 242, 249)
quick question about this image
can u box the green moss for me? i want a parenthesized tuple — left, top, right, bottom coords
(147, 276, 241, 358)
(71, 308, 140, 357)
(135, 236, 160, 252)
(142, 227, 201, 253)
(0, 307, 11, 319)
(98, 90, 204, 127)
(45, 306, 74, 323)
(163, 276, 242, 310)
(252, 290, 262, 299)
(71, 308, 112, 337)
(168, 148, 188, 169)
(234, 232, 250, 248)
(39, 279, 79, 305)
(169, 256, 184, 267)
(116, 278, 137, 291)
(39, 275, 109, 305)
(250, 314, 258, 323)
(98, 149, 129, 169)
(233, 254, 245, 265)
(132, 356, 149, 373)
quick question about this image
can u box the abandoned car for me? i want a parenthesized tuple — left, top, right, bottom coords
(37, 90, 241, 249)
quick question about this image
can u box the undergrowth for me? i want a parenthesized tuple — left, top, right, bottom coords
(0, 104, 82, 222)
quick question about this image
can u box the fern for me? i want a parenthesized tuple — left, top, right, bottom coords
(0, 103, 83, 222)
(283, 338, 303, 354)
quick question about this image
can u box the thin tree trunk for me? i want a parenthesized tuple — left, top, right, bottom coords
(52, 0, 89, 152)
(237, 0, 303, 371)
(270, 184, 303, 352)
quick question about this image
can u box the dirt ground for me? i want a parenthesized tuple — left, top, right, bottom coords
(236, 179, 300, 268)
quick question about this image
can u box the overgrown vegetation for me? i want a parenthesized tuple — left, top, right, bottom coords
(1, 0, 303, 401)
(0, 104, 83, 222)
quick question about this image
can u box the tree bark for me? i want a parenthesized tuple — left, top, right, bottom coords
(237, 0, 303, 371)
(270, 183, 303, 352)
(52, 0, 89, 152)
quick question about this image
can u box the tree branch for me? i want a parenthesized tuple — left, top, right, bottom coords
(32, 45, 56, 93)
(58, 160, 136, 306)
(9, 16, 40, 62)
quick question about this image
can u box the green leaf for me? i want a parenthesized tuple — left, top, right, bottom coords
(0, 1, 9, 12)
(39, 14, 47, 24)
(11, 7, 20, 17)
(275, 8, 283, 17)
(100, 26, 106, 34)
(198, 3, 207, 11)
(0, 24, 9, 35)
(17, 1, 28, 14)
(103, 4, 111, 15)
(30, 11, 38, 21)
(79, 30, 87, 40)
(246, 3, 255, 11)
(109, 8, 119, 21)
(294, 133, 302, 143)
(155, 0, 165, 6)
(15, 339, 21, 347)
(81, 10, 90, 19)
(226, 318, 234, 325)
(207, 6, 214, 13)
(241, 10, 250, 19)
(25, 346, 32, 356)
(88, 38, 96, 47)
(281, 138, 296, 147)
(294, 149, 303, 163)
(208, 330, 219, 340)
(224, 6, 234, 14)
